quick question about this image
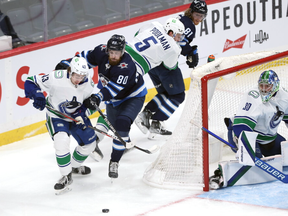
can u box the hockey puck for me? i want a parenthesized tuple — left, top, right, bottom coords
(102, 209, 109, 213)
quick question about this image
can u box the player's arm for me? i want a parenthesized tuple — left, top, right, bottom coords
(24, 73, 50, 111)
(55, 45, 103, 70)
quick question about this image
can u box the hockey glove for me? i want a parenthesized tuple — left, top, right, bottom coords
(83, 93, 102, 110)
(55, 61, 69, 70)
(125, 140, 135, 149)
(71, 108, 87, 130)
(186, 45, 199, 68)
(31, 89, 46, 111)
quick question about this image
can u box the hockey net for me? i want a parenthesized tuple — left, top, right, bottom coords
(143, 50, 288, 191)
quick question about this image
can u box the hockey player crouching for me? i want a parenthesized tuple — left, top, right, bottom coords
(24, 57, 101, 194)
(210, 70, 288, 189)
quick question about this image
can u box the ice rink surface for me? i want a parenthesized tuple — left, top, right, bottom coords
(1, 100, 288, 216)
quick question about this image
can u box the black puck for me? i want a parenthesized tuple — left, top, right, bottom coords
(102, 209, 109, 213)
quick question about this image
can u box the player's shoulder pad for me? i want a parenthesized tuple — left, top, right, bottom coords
(247, 89, 260, 99)
(52, 69, 67, 79)
(118, 53, 136, 70)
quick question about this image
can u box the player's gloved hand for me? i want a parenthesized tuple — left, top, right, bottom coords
(55, 61, 69, 70)
(31, 89, 46, 111)
(186, 45, 199, 68)
(83, 93, 102, 110)
(75, 116, 86, 130)
(125, 140, 135, 149)
(71, 108, 87, 130)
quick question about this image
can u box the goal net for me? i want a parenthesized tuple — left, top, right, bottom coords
(142, 50, 288, 191)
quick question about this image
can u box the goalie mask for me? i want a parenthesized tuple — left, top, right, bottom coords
(164, 18, 185, 42)
(70, 56, 89, 83)
(258, 70, 280, 103)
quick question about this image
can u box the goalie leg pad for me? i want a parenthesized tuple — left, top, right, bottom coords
(219, 155, 282, 188)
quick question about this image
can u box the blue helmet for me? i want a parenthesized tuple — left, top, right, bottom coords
(258, 70, 280, 103)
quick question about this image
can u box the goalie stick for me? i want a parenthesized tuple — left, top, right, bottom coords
(196, 123, 288, 183)
(45, 105, 159, 154)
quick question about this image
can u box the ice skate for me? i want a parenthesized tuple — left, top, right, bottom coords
(209, 169, 224, 190)
(108, 160, 119, 178)
(54, 172, 73, 195)
(90, 140, 103, 162)
(148, 120, 172, 139)
(135, 108, 152, 134)
(72, 166, 91, 175)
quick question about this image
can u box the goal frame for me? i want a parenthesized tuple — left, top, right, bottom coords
(201, 50, 288, 191)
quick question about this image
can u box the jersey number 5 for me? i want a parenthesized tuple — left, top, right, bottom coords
(135, 36, 158, 52)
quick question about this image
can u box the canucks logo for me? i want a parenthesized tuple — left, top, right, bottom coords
(59, 97, 81, 114)
(270, 106, 284, 128)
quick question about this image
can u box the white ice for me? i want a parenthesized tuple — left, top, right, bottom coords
(1, 101, 288, 216)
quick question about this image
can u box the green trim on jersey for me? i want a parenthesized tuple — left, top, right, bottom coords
(257, 133, 277, 142)
(125, 44, 150, 74)
(163, 61, 178, 70)
(233, 117, 256, 130)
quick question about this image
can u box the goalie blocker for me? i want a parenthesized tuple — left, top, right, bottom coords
(210, 131, 288, 189)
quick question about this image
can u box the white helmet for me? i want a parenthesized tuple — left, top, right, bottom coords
(164, 18, 185, 39)
(70, 56, 89, 78)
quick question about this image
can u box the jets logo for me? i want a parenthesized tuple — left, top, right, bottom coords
(101, 44, 107, 51)
(118, 62, 128, 69)
(105, 63, 111, 70)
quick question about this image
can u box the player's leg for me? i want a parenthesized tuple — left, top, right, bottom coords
(107, 96, 145, 178)
(70, 117, 98, 174)
(46, 118, 73, 191)
(90, 114, 108, 161)
(147, 65, 185, 137)
(259, 133, 285, 157)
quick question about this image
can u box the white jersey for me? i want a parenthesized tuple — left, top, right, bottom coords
(233, 86, 288, 144)
(126, 21, 181, 75)
(32, 70, 94, 120)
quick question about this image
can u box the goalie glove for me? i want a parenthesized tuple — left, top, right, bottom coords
(186, 45, 199, 68)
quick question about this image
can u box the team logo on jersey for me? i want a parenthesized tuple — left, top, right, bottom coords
(101, 44, 107, 51)
(270, 106, 284, 128)
(248, 90, 260, 98)
(105, 63, 111, 70)
(118, 62, 128, 69)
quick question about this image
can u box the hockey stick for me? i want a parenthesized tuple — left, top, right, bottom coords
(45, 105, 159, 154)
(92, 104, 160, 154)
(197, 124, 288, 183)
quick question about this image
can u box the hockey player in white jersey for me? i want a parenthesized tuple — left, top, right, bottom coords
(24, 57, 101, 194)
(128, 18, 186, 138)
(210, 70, 288, 189)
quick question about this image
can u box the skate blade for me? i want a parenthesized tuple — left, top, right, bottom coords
(55, 187, 72, 195)
(135, 118, 149, 134)
(89, 151, 104, 162)
(148, 132, 170, 140)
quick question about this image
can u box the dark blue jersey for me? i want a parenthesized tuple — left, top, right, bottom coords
(59, 44, 147, 107)
(178, 15, 196, 56)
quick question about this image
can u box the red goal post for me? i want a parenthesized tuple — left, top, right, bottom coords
(143, 50, 288, 191)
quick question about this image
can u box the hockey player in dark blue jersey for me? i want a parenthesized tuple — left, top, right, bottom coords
(56, 35, 147, 178)
(178, 0, 208, 68)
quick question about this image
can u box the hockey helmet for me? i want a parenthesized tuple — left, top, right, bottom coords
(107, 34, 126, 55)
(190, 0, 208, 19)
(164, 18, 185, 41)
(70, 56, 89, 81)
(258, 70, 280, 103)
